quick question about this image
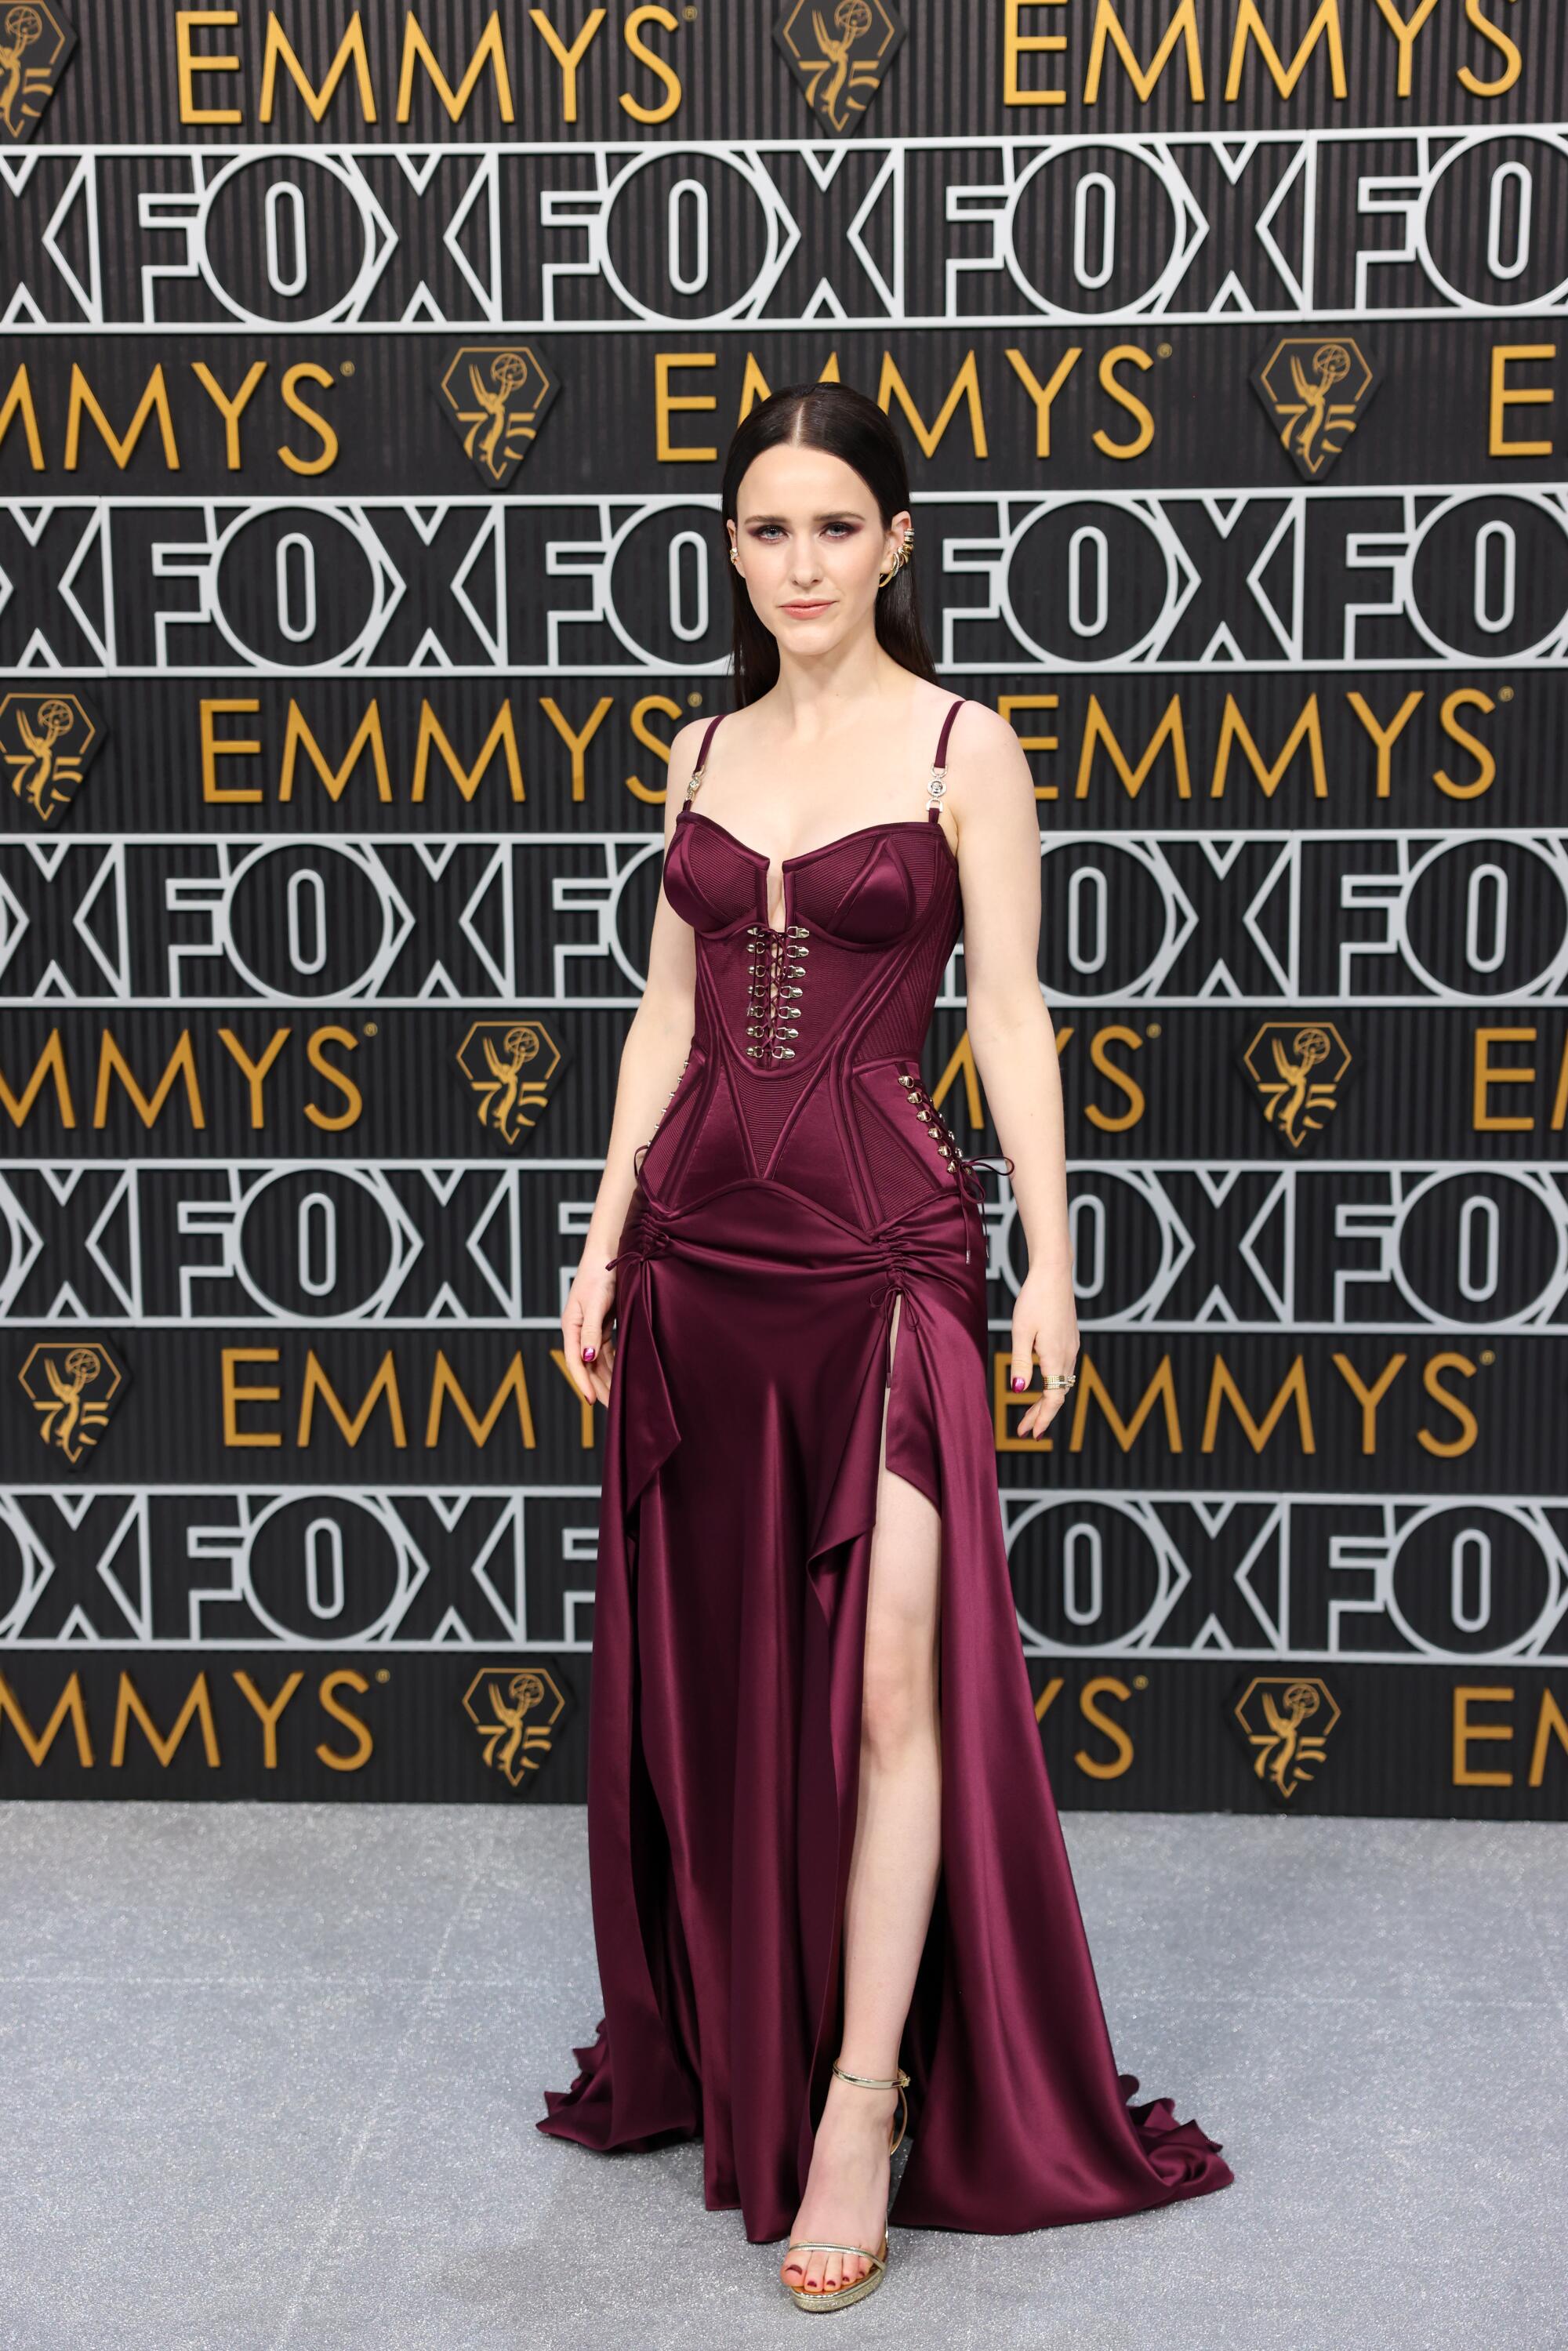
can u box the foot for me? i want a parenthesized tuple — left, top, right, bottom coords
(780, 2067, 899, 2299)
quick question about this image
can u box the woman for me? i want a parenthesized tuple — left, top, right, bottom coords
(540, 383, 1232, 2310)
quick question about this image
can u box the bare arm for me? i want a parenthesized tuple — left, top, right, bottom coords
(946, 703, 1079, 1439)
(561, 716, 705, 1407)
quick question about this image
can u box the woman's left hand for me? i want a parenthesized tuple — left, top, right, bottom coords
(1007, 1268, 1080, 1441)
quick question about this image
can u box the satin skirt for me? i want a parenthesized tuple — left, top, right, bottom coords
(537, 1172, 1234, 2241)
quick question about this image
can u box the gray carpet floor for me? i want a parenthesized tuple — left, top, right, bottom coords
(0, 1802, 1561, 2350)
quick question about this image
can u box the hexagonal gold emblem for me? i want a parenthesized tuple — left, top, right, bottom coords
(1232, 1675, 1341, 1803)
(773, 1, 906, 135)
(437, 345, 557, 486)
(0, 691, 101, 826)
(463, 1665, 568, 1786)
(18, 1338, 127, 1464)
(0, 4, 77, 144)
(1250, 336, 1378, 479)
(1239, 1020, 1354, 1150)
(455, 1020, 563, 1146)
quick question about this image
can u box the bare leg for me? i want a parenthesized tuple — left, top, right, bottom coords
(781, 1293, 943, 2296)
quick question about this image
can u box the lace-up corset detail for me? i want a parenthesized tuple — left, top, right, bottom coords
(898, 1070, 959, 1165)
(648, 695, 978, 1235)
(745, 919, 811, 1061)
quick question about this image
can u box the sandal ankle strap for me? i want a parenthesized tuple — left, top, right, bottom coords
(830, 2062, 909, 2091)
(831, 2059, 912, 2155)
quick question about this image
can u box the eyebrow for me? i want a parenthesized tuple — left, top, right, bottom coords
(742, 510, 866, 524)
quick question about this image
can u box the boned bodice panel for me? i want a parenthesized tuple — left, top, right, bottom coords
(662, 807, 960, 1068)
(640, 807, 964, 1229)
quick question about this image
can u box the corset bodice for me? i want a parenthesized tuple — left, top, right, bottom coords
(632, 701, 979, 1239)
(664, 805, 960, 1065)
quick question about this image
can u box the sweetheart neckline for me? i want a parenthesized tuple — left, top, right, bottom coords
(678, 806, 959, 874)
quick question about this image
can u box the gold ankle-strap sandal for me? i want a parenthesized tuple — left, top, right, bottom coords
(783, 2060, 911, 2313)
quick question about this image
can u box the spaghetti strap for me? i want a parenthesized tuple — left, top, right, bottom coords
(927, 695, 965, 821)
(683, 710, 726, 804)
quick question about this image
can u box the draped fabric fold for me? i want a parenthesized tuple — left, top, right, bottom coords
(539, 1172, 1233, 2240)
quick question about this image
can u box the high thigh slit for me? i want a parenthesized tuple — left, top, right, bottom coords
(782, 1281, 938, 2294)
(840, 1279, 945, 2069)
(538, 698, 1235, 2241)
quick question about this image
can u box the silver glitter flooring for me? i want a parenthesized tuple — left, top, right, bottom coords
(0, 1801, 1561, 2351)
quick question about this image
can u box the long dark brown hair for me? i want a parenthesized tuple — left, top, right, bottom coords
(720, 383, 937, 706)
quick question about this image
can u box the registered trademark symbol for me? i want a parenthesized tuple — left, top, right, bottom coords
(1156, 343, 1173, 359)
(688, 691, 703, 706)
(376, 1668, 390, 1682)
(340, 361, 355, 377)
(1498, 685, 1514, 702)
(1134, 1674, 1149, 1689)
(365, 1022, 377, 1036)
(1480, 1349, 1495, 1366)
(1147, 1021, 1161, 1038)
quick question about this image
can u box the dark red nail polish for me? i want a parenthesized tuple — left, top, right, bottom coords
(583, 1346, 596, 1361)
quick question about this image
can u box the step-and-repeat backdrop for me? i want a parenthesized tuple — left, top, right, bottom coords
(2, 2, 1565, 1816)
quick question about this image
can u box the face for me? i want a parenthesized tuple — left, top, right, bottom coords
(728, 444, 908, 640)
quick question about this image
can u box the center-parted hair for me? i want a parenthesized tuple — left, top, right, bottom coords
(720, 383, 938, 703)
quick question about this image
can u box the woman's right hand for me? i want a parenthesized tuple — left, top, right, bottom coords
(563, 1261, 619, 1407)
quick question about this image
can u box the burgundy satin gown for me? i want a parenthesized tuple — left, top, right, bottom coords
(538, 696, 1233, 2241)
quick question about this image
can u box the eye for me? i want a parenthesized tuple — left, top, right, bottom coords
(746, 522, 858, 541)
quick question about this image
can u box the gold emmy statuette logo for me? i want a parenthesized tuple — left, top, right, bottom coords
(0, 691, 101, 825)
(1250, 337, 1378, 481)
(773, 0, 906, 135)
(18, 1339, 126, 1464)
(437, 346, 557, 488)
(456, 1020, 563, 1146)
(1231, 1675, 1341, 1803)
(1239, 1020, 1354, 1151)
(0, 2, 74, 141)
(463, 1666, 567, 1787)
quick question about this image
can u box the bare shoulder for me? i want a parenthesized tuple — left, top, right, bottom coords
(666, 713, 711, 781)
(947, 697, 1027, 771)
(662, 714, 712, 845)
(944, 699, 1036, 842)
